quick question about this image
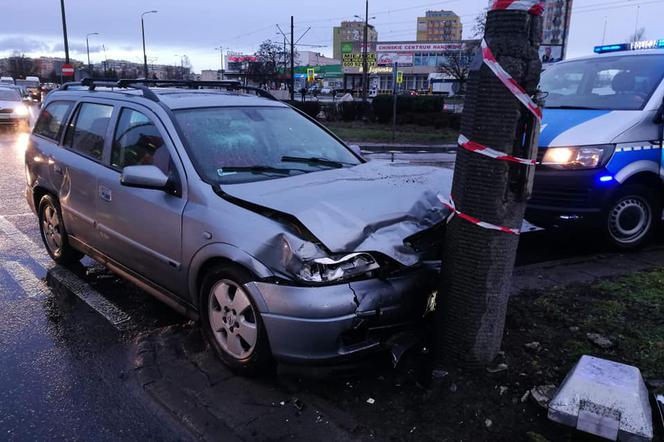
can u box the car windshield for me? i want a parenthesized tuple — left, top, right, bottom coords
(0, 89, 20, 101)
(174, 106, 361, 184)
(540, 54, 664, 111)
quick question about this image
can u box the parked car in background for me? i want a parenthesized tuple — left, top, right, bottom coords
(25, 79, 452, 374)
(0, 86, 31, 128)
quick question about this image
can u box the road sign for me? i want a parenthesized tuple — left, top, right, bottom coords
(62, 64, 75, 76)
(396, 71, 404, 84)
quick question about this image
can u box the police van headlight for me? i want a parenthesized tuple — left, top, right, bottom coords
(542, 145, 614, 170)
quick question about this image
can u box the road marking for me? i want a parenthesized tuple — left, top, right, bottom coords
(0, 216, 131, 328)
(3, 212, 34, 219)
(2, 260, 50, 298)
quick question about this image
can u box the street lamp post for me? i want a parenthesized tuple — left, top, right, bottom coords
(141, 10, 158, 79)
(215, 46, 225, 80)
(355, 3, 375, 104)
(86, 32, 99, 75)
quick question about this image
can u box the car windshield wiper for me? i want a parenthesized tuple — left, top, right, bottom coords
(217, 165, 298, 176)
(281, 156, 352, 169)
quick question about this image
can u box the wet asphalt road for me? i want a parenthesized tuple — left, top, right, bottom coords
(0, 122, 652, 440)
(0, 125, 192, 441)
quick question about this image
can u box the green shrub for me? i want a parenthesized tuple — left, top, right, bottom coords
(372, 95, 446, 123)
(287, 101, 321, 119)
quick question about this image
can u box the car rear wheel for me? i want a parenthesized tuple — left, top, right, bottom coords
(604, 185, 659, 250)
(200, 264, 272, 375)
(38, 194, 83, 265)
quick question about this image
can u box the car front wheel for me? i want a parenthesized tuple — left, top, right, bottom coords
(200, 264, 272, 375)
(604, 185, 659, 250)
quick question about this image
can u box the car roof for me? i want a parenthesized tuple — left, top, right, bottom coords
(45, 87, 288, 110)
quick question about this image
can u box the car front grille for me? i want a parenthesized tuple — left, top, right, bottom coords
(530, 185, 592, 208)
(0, 108, 13, 114)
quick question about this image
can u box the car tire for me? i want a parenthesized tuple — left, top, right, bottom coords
(200, 264, 272, 375)
(38, 194, 84, 265)
(603, 184, 659, 250)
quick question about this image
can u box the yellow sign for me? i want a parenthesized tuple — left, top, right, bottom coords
(307, 68, 315, 82)
(342, 53, 377, 68)
(396, 71, 404, 84)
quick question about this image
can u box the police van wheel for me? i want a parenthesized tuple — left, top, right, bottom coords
(604, 185, 659, 250)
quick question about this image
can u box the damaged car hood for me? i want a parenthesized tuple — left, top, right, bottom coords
(222, 161, 453, 266)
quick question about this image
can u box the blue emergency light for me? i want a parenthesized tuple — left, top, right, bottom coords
(594, 39, 664, 54)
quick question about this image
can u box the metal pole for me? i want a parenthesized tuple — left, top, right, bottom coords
(59, 0, 70, 65)
(362, 0, 369, 104)
(561, 0, 571, 60)
(392, 62, 398, 143)
(290, 16, 295, 101)
(140, 11, 157, 79)
(141, 17, 148, 78)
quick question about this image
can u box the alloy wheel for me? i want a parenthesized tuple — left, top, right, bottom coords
(208, 280, 258, 359)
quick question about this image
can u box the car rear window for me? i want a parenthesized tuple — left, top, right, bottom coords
(63, 102, 113, 161)
(33, 101, 74, 141)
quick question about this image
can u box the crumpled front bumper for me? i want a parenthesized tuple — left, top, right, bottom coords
(244, 265, 438, 364)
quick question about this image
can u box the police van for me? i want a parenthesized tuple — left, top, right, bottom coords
(527, 40, 664, 249)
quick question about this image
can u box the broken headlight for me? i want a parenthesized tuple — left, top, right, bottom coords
(297, 253, 380, 283)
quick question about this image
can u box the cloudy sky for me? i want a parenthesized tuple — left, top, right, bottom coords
(1, 0, 662, 72)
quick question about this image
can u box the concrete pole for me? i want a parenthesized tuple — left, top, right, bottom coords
(436, 5, 544, 366)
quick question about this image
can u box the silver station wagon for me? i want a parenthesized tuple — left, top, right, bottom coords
(25, 79, 452, 373)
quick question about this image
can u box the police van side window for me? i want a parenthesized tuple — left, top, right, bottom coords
(63, 102, 113, 162)
(33, 101, 73, 141)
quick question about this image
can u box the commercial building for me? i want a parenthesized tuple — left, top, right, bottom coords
(540, 0, 573, 63)
(333, 21, 378, 60)
(297, 51, 339, 67)
(342, 40, 478, 94)
(416, 11, 462, 42)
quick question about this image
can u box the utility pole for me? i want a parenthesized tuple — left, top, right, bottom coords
(141, 10, 158, 79)
(215, 46, 225, 80)
(290, 16, 295, 101)
(59, 0, 70, 70)
(362, 0, 369, 103)
(86, 32, 99, 76)
(436, 2, 544, 366)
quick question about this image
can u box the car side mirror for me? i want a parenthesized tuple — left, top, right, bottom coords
(348, 144, 363, 158)
(656, 102, 664, 125)
(120, 165, 170, 191)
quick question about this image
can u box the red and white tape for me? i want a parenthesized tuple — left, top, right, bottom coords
(438, 195, 520, 235)
(481, 39, 543, 121)
(458, 134, 536, 166)
(491, 0, 544, 15)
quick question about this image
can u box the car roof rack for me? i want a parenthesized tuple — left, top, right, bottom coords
(116, 79, 278, 101)
(58, 78, 278, 102)
(59, 78, 160, 102)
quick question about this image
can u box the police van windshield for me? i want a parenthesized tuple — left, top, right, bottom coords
(540, 54, 664, 111)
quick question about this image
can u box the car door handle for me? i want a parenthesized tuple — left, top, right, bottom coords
(53, 164, 63, 175)
(98, 185, 112, 202)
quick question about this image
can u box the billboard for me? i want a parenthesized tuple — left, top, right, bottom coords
(376, 52, 414, 66)
(342, 53, 377, 68)
(376, 42, 464, 52)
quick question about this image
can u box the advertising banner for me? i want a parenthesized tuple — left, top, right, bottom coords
(342, 53, 377, 68)
(376, 43, 464, 52)
(376, 52, 414, 66)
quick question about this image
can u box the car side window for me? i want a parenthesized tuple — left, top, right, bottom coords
(63, 102, 113, 161)
(111, 108, 171, 174)
(33, 101, 73, 141)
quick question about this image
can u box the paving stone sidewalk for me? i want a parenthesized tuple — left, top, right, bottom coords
(132, 325, 364, 442)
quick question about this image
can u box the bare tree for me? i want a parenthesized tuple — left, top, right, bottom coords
(7, 52, 38, 79)
(629, 27, 646, 42)
(247, 39, 297, 88)
(473, 7, 489, 38)
(438, 42, 480, 91)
